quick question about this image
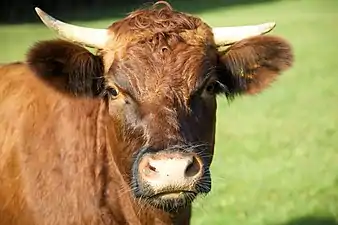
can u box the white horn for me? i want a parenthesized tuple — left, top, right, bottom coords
(35, 7, 110, 49)
(212, 22, 276, 46)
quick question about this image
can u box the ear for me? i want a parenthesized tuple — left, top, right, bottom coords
(26, 39, 104, 97)
(217, 35, 294, 97)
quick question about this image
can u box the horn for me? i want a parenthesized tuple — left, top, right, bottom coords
(212, 22, 276, 46)
(34, 7, 109, 49)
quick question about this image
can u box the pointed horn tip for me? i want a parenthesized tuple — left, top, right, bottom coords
(34, 7, 44, 17)
(34, 7, 50, 22)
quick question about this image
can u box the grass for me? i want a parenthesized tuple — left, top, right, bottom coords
(1, 0, 337, 224)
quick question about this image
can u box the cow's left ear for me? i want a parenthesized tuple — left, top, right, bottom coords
(216, 35, 294, 97)
(26, 39, 104, 97)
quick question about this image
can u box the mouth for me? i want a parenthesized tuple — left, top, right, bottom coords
(150, 190, 198, 199)
(140, 189, 199, 212)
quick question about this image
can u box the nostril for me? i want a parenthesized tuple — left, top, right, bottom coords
(185, 156, 202, 178)
(148, 163, 157, 172)
(141, 160, 158, 178)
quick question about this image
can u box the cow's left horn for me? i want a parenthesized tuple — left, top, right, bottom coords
(34, 7, 109, 49)
(212, 22, 276, 46)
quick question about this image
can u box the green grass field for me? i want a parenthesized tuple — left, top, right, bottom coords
(1, 0, 337, 224)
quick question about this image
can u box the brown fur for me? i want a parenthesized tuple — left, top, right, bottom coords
(0, 2, 293, 225)
(218, 35, 293, 95)
(0, 62, 186, 224)
(26, 40, 104, 97)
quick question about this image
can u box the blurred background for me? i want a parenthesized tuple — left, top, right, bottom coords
(0, 0, 337, 225)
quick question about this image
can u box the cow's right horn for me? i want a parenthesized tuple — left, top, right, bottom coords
(35, 7, 109, 49)
(212, 22, 276, 46)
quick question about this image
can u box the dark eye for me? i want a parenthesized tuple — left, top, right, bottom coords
(107, 87, 119, 98)
(205, 81, 217, 95)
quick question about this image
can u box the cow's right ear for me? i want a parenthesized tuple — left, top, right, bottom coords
(26, 39, 104, 97)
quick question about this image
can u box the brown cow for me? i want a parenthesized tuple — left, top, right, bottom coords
(0, 2, 293, 225)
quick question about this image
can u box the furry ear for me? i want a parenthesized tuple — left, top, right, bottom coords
(217, 35, 294, 97)
(26, 39, 104, 97)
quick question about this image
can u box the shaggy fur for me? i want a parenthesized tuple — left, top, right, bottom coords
(0, 1, 293, 225)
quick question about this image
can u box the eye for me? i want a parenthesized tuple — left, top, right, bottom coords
(106, 86, 120, 99)
(204, 81, 217, 95)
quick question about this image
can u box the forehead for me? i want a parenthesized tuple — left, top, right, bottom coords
(103, 5, 217, 101)
(110, 42, 216, 100)
(107, 3, 215, 47)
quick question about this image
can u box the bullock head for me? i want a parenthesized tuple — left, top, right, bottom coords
(28, 1, 293, 212)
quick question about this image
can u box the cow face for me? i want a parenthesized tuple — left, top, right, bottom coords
(104, 39, 218, 212)
(29, 1, 293, 213)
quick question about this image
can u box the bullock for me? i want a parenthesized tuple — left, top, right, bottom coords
(0, 1, 293, 225)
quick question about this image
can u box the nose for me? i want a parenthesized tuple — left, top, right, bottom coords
(138, 152, 203, 189)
